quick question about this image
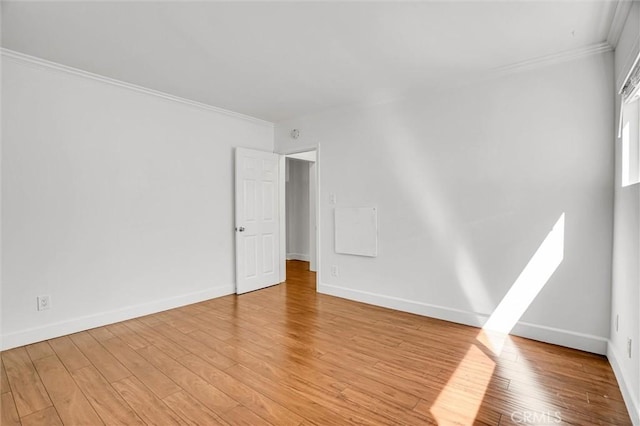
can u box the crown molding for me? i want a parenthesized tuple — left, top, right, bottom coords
(492, 42, 613, 77)
(0, 48, 274, 128)
(1, 41, 614, 126)
(607, 0, 634, 49)
(279, 41, 617, 121)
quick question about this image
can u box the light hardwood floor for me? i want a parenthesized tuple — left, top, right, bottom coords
(0, 260, 631, 425)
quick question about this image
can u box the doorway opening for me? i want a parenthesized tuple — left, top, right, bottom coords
(280, 149, 319, 290)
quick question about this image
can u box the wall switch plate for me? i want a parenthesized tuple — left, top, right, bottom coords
(628, 338, 632, 358)
(331, 265, 339, 277)
(616, 314, 619, 332)
(37, 295, 51, 311)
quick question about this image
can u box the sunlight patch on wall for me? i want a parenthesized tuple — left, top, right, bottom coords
(482, 213, 565, 335)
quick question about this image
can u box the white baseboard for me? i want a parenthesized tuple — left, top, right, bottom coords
(286, 253, 310, 261)
(318, 282, 608, 355)
(608, 342, 640, 425)
(509, 320, 608, 355)
(1, 284, 234, 350)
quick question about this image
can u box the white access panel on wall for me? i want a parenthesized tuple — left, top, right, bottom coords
(335, 207, 378, 257)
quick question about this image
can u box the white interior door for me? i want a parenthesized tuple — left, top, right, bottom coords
(235, 148, 280, 294)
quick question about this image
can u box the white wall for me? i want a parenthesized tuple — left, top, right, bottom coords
(610, 2, 640, 424)
(1, 52, 274, 349)
(276, 51, 614, 355)
(286, 158, 310, 261)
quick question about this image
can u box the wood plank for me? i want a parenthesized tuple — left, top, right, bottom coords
(106, 322, 151, 350)
(19, 407, 63, 426)
(414, 395, 501, 426)
(0, 358, 10, 394)
(0, 392, 21, 426)
(71, 366, 145, 425)
(32, 355, 103, 425)
(162, 391, 226, 425)
(182, 314, 236, 341)
(337, 385, 436, 425)
(88, 326, 115, 342)
(178, 353, 304, 426)
(195, 324, 422, 416)
(152, 323, 237, 370)
(136, 345, 239, 414)
(176, 302, 211, 316)
(122, 319, 190, 359)
(224, 363, 365, 426)
(111, 376, 184, 425)
(101, 337, 181, 399)
(24, 342, 54, 362)
(48, 336, 91, 372)
(137, 313, 164, 328)
(154, 310, 202, 334)
(219, 405, 273, 426)
(68, 332, 131, 382)
(1, 348, 51, 417)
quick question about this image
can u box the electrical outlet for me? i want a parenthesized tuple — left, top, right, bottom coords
(627, 338, 632, 358)
(331, 265, 339, 277)
(330, 193, 337, 205)
(616, 314, 619, 332)
(37, 295, 51, 311)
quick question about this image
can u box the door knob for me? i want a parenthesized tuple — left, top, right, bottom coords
(236, 226, 245, 232)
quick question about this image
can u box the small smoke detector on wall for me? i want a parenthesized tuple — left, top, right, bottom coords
(290, 129, 300, 139)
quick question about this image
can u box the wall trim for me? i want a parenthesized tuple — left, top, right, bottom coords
(608, 342, 640, 425)
(319, 282, 608, 355)
(0, 48, 274, 128)
(1, 284, 234, 351)
(492, 42, 613, 77)
(286, 253, 310, 262)
(289, 42, 615, 121)
(1, 42, 611, 129)
(607, 0, 635, 49)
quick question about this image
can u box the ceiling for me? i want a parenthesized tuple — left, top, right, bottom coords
(1, 1, 621, 122)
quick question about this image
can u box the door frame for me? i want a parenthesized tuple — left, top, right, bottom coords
(278, 145, 321, 290)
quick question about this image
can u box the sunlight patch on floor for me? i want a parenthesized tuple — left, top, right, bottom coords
(431, 214, 565, 424)
(430, 342, 496, 424)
